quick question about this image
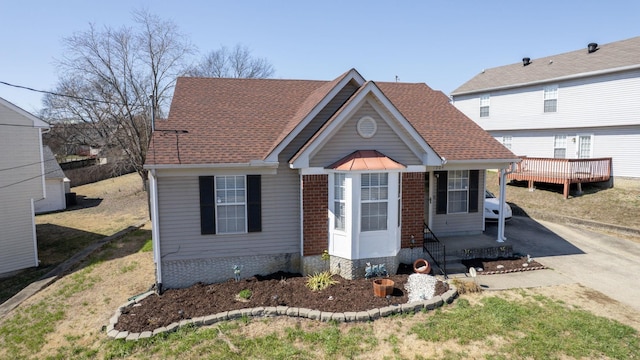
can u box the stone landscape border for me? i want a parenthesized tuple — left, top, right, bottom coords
(475, 265, 546, 275)
(106, 285, 458, 341)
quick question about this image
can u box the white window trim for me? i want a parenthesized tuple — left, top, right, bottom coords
(502, 135, 512, 150)
(479, 94, 490, 117)
(576, 134, 594, 158)
(360, 173, 389, 232)
(215, 175, 247, 234)
(333, 173, 346, 231)
(553, 135, 567, 158)
(543, 85, 558, 113)
(448, 170, 469, 214)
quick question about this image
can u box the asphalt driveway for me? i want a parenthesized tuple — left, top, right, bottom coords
(485, 217, 640, 312)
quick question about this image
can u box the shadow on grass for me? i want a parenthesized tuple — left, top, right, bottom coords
(66, 195, 103, 211)
(0, 225, 151, 306)
(508, 180, 611, 198)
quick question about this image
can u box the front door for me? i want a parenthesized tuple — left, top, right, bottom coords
(577, 134, 593, 159)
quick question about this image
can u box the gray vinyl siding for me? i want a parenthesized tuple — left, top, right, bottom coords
(156, 163, 300, 262)
(493, 126, 640, 178)
(310, 100, 422, 167)
(282, 82, 358, 161)
(0, 108, 43, 275)
(453, 69, 640, 132)
(431, 170, 485, 236)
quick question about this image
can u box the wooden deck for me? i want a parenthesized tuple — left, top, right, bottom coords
(507, 157, 612, 199)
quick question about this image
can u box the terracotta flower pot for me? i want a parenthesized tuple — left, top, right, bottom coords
(413, 258, 431, 274)
(372, 278, 394, 297)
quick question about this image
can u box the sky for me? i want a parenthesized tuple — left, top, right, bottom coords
(1, 0, 639, 115)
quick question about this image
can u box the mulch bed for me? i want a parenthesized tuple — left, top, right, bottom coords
(115, 264, 448, 333)
(462, 256, 546, 275)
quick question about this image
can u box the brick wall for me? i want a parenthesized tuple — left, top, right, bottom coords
(401, 172, 425, 249)
(302, 174, 328, 256)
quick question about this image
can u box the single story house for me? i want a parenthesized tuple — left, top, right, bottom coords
(145, 69, 518, 290)
(0, 96, 49, 277)
(34, 145, 70, 214)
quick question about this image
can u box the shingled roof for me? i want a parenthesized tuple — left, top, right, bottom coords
(146, 70, 515, 166)
(452, 36, 640, 96)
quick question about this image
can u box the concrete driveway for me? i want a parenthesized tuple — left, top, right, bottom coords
(485, 217, 640, 312)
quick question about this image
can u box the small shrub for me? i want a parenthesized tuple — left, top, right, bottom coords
(306, 271, 338, 291)
(238, 289, 252, 300)
(364, 263, 387, 279)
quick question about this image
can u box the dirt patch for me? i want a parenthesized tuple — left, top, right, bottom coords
(115, 268, 449, 333)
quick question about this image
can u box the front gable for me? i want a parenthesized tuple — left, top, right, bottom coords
(290, 82, 442, 171)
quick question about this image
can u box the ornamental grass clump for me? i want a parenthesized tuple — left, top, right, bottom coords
(306, 271, 339, 291)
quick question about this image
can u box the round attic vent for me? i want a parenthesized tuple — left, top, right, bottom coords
(357, 116, 377, 138)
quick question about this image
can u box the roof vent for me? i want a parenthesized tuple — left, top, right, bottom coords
(588, 42, 598, 53)
(522, 57, 531, 66)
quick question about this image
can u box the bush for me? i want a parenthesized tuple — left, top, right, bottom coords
(306, 271, 338, 291)
(238, 289, 252, 300)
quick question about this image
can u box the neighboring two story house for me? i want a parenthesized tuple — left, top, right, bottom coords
(0, 97, 49, 276)
(451, 36, 640, 180)
(145, 69, 517, 290)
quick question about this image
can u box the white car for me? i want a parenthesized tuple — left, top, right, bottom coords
(484, 190, 512, 221)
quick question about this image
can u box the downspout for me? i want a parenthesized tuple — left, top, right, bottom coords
(497, 163, 517, 242)
(149, 169, 163, 293)
(299, 173, 305, 269)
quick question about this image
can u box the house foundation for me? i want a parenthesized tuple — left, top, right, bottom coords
(161, 252, 301, 289)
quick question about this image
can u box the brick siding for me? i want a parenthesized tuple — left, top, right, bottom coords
(401, 172, 425, 249)
(302, 174, 328, 256)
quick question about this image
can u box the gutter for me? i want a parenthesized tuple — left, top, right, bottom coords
(144, 160, 279, 171)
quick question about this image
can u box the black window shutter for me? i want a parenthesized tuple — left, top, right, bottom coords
(469, 170, 479, 213)
(247, 175, 262, 232)
(199, 176, 216, 235)
(435, 171, 447, 214)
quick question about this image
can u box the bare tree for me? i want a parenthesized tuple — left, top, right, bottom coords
(187, 44, 275, 78)
(41, 10, 195, 188)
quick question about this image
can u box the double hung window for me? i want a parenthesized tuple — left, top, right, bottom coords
(544, 85, 558, 113)
(480, 94, 490, 117)
(334, 173, 346, 231)
(554, 135, 567, 158)
(361, 173, 388, 231)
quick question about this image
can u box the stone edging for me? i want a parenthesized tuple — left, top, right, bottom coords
(476, 266, 546, 275)
(106, 285, 458, 341)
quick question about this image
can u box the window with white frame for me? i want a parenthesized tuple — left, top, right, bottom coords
(554, 135, 567, 158)
(216, 175, 246, 233)
(480, 94, 490, 117)
(502, 135, 512, 150)
(334, 173, 346, 231)
(544, 85, 558, 113)
(447, 170, 469, 213)
(361, 173, 388, 231)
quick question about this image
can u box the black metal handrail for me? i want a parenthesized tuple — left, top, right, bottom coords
(423, 222, 447, 278)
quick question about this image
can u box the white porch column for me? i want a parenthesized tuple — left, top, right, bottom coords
(497, 168, 507, 242)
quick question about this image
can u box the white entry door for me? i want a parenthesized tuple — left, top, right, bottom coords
(577, 134, 593, 159)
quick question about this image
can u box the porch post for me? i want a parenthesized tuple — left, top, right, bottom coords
(497, 168, 507, 242)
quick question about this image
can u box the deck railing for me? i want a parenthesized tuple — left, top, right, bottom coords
(508, 156, 612, 198)
(423, 222, 446, 278)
